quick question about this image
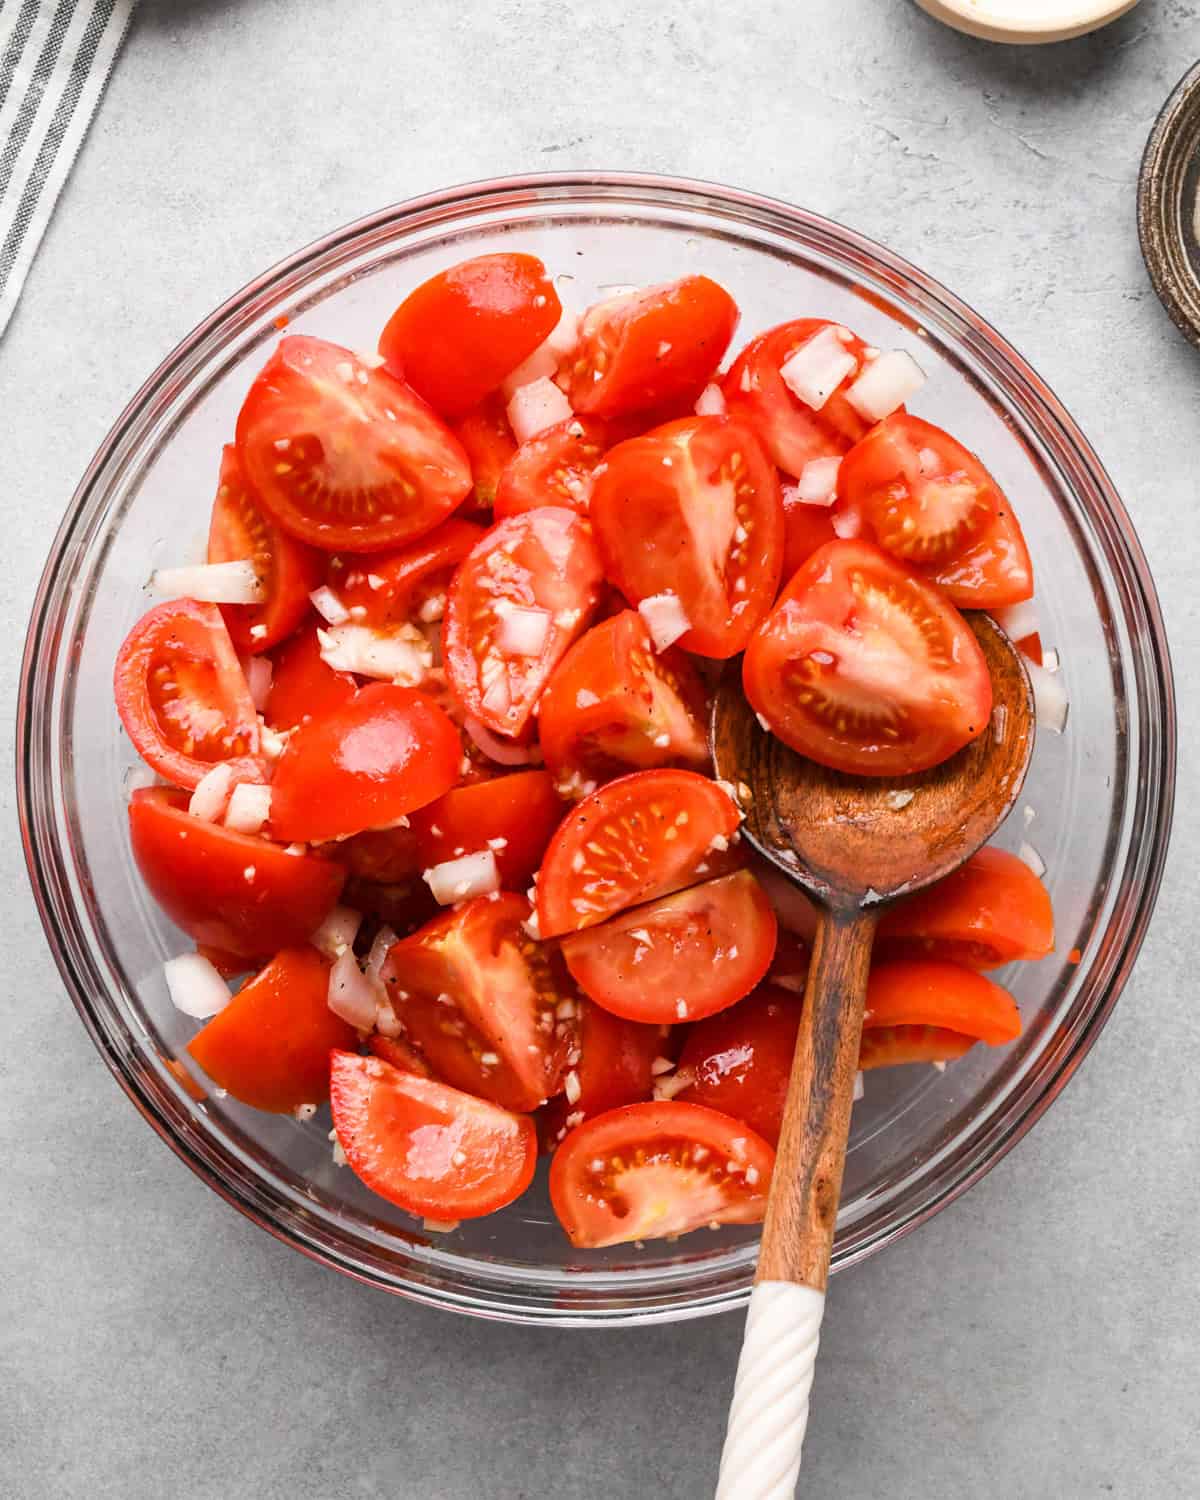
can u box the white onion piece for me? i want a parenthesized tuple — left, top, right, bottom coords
(494, 603, 551, 657)
(694, 383, 727, 417)
(1042, 647, 1060, 673)
(507, 377, 573, 444)
(638, 591, 690, 652)
(224, 781, 272, 835)
(543, 306, 579, 360)
(317, 623, 430, 684)
(993, 599, 1040, 643)
(309, 585, 350, 625)
(831, 508, 862, 540)
(917, 446, 941, 476)
(1018, 840, 1047, 879)
(853, 1071, 865, 1103)
(187, 764, 235, 823)
(327, 948, 382, 1029)
(844, 349, 926, 422)
(1026, 659, 1069, 734)
(366, 925, 400, 980)
(152, 559, 265, 605)
(424, 850, 501, 906)
(795, 457, 842, 506)
(480, 672, 513, 719)
(244, 656, 273, 711)
(164, 953, 231, 1019)
(462, 715, 540, 766)
(779, 327, 858, 411)
(653, 1066, 696, 1102)
(311, 904, 363, 960)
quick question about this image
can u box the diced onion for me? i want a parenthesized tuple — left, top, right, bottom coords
(853, 1071, 865, 1102)
(164, 952, 231, 1019)
(1027, 659, 1069, 734)
(244, 656, 273, 711)
(494, 603, 551, 657)
(152, 559, 265, 605)
(831, 508, 862, 540)
(993, 599, 1040, 643)
(917, 447, 941, 476)
(224, 781, 272, 835)
(366, 925, 399, 980)
(309, 585, 350, 625)
(327, 948, 382, 1029)
(506, 377, 573, 444)
(1018, 840, 1047, 879)
(317, 623, 430, 684)
(462, 715, 540, 766)
(638, 592, 690, 652)
(188, 764, 235, 823)
(653, 1066, 696, 1102)
(310, 904, 363, 960)
(694, 383, 727, 417)
(779, 327, 858, 411)
(424, 850, 501, 906)
(844, 349, 926, 422)
(795, 457, 841, 506)
(480, 672, 513, 719)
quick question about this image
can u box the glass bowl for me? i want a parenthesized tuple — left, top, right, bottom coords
(18, 173, 1174, 1326)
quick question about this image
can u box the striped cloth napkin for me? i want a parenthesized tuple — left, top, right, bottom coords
(0, 0, 134, 337)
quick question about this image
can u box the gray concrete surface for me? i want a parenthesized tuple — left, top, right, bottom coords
(3, 1, 1199, 1495)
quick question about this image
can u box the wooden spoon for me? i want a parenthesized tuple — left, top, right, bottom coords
(712, 613, 1034, 1500)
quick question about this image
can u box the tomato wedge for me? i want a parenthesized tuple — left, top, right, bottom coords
(567, 276, 738, 419)
(549, 1101, 773, 1248)
(858, 1026, 976, 1071)
(187, 947, 355, 1111)
(115, 600, 263, 789)
(864, 961, 1022, 1045)
(876, 845, 1054, 969)
(264, 622, 356, 731)
(330, 1052, 537, 1219)
(722, 318, 873, 477)
(493, 417, 609, 518)
(236, 336, 472, 552)
(337, 822, 424, 884)
(537, 610, 709, 792)
(590, 416, 783, 658)
(536, 769, 741, 938)
(539, 999, 662, 1148)
(781, 491, 839, 578)
(442, 506, 604, 737)
(837, 414, 1034, 608)
(675, 985, 802, 1146)
(326, 519, 486, 631)
(368, 1032, 433, 1077)
(380, 894, 578, 1111)
(206, 444, 323, 653)
(743, 539, 993, 777)
(269, 683, 460, 843)
(378, 252, 561, 418)
(452, 393, 518, 515)
(561, 871, 777, 1024)
(128, 788, 344, 958)
(408, 770, 564, 888)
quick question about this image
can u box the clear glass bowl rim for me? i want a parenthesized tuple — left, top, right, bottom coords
(17, 171, 1176, 1326)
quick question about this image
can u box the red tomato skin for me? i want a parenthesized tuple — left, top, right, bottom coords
(269, 683, 461, 844)
(379, 253, 560, 417)
(128, 788, 345, 959)
(538, 999, 662, 1149)
(327, 519, 486, 631)
(187, 946, 356, 1112)
(568, 276, 738, 418)
(264, 622, 357, 731)
(493, 417, 610, 519)
(858, 1025, 976, 1070)
(781, 491, 839, 577)
(676, 985, 803, 1146)
(329, 1051, 537, 1219)
(452, 393, 518, 514)
(864, 960, 1022, 1045)
(408, 771, 564, 887)
(206, 445, 324, 654)
(114, 599, 264, 790)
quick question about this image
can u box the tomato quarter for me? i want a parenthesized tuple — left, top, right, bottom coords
(408, 770, 564, 888)
(326, 518, 486, 631)
(264, 622, 357, 730)
(452, 393, 518, 514)
(864, 960, 1022, 1045)
(493, 417, 609, 518)
(858, 1026, 976, 1071)
(675, 984, 802, 1146)
(539, 999, 662, 1149)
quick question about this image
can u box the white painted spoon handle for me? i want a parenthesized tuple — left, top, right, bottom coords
(714, 1281, 825, 1500)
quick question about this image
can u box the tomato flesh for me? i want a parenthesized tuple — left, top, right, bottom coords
(549, 1101, 773, 1248)
(676, 985, 802, 1146)
(452, 393, 518, 515)
(561, 870, 777, 1025)
(536, 769, 742, 938)
(115, 600, 263, 789)
(264, 622, 356, 730)
(368, 1033, 433, 1077)
(743, 539, 993, 777)
(330, 1051, 537, 1219)
(408, 770, 564, 888)
(539, 999, 662, 1148)
(494, 417, 609, 518)
(326, 519, 486, 631)
(864, 960, 1022, 1044)
(590, 416, 784, 658)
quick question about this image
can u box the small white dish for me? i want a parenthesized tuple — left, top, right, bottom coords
(915, 0, 1139, 44)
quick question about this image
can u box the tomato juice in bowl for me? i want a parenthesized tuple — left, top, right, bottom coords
(18, 175, 1173, 1323)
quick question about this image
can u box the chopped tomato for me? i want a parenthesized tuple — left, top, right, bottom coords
(269, 684, 460, 843)
(536, 610, 709, 792)
(549, 1101, 773, 1247)
(452, 393, 517, 514)
(858, 1026, 976, 1071)
(722, 318, 872, 478)
(114, 600, 263, 789)
(368, 1032, 433, 1077)
(187, 946, 355, 1111)
(341, 873, 438, 938)
(408, 771, 563, 887)
(742, 539, 993, 776)
(326, 519, 486, 631)
(567, 276, 738, 419)
(264, 622, 356, 731)
(378, 252, 561, 417)
(590, 416, 784, 658)
(675, 985, 802, 1145)
(864, 960, 1022, 1044)
(336, 823, 424, 884)
(442, 506, 604, 737)
(837, 414, 1034, 608)
(196, 944, 252, 980)
(128, 788, 344, 958)
(781, 492, 839, 578)
(536, 769, 741, 938)
(875, 845, 1054, 969)
(380, 894, 577, 1112)
(1016, 631, 1043, 667)
(206, 444, 323, 653)
(561, 870, 777, 1024)
(539, 999, 662, 1148)
(330, 1051, 537, 1219)
(236, 335, 472, 552)
(493, 417, 609, 518)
